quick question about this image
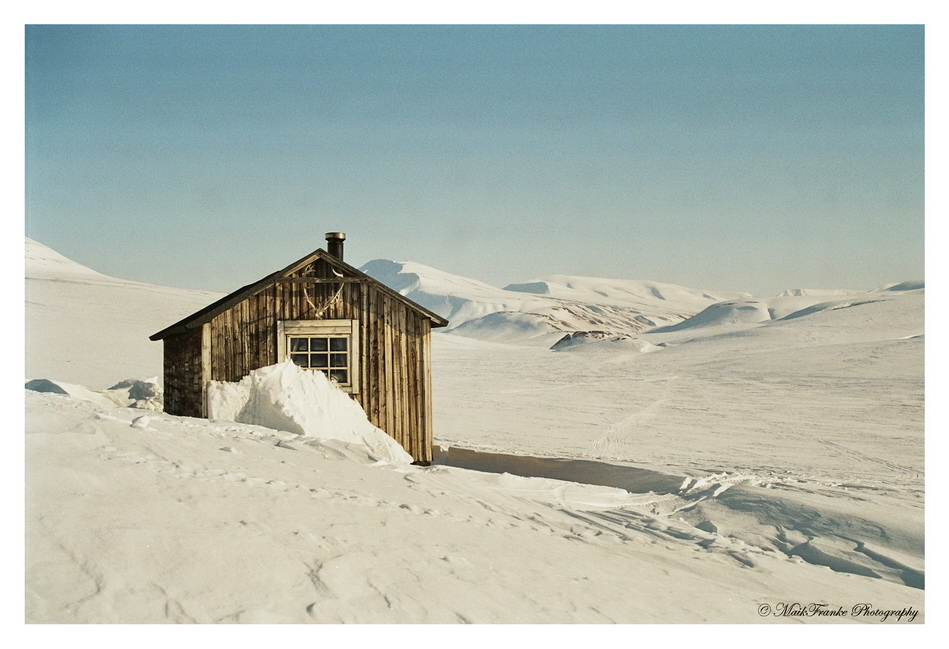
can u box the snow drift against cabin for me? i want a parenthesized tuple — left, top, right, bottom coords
(207, 361, 412, 465)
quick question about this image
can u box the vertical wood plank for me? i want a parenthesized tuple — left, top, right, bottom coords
(383, 294, 395, 443)
(238, 298, 246, 378)
(250, 292, 259, 369)
(211, 315, 220, 381)
(366, 286, 374, 424)
(200, 323, 211, 418)
(375, 287, 386, 435)
(225, 310, 234, 381)
(391, 303, 402, 451)
(403, 312, 414, 458)
(407, 312, 419, 458)
(399, 306, 408, 454)
(359, 283, 369, 410)
(422, 323, 433, 463)
(376, 288, 388, 437)
(265, 288, 274, 365)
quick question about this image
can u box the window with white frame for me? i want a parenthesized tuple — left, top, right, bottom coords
(277, 320, 359, 393)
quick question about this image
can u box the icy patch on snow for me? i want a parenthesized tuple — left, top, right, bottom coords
(207, 361, 412, 465)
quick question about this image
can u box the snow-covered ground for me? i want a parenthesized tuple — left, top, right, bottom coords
(24, 239, 925, 623)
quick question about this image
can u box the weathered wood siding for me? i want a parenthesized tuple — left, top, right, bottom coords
(202, 257, 435, 463)
(162, 326, 205, 418)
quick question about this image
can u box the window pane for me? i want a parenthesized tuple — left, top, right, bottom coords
(330, 337, 348, 351)
(290, 338, 308, 352)
(310, 353, 329, 369)
(329, 370, 348, 384)
(310, 338, 328, 352)
(330, 353, 347, 368)
(290, 354, 309, 367)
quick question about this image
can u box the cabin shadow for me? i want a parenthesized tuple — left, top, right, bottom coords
(433, 446, 685, 495)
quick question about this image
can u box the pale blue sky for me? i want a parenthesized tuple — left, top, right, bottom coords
(25, 24, 924, 296)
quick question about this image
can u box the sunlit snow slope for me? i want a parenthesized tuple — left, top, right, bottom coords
(25, 238, 222, 388)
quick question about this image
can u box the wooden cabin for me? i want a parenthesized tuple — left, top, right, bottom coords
(149, 233, 449, 463)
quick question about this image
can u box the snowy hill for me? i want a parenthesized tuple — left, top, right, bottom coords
(25, 237, 110, 280)
(360, 260, 745, 344)
(26, 238, 222, 388)
(648, 286, 923, 337)
(359, 259, 551, 329)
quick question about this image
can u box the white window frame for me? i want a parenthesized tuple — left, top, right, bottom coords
(277, 319, 360, 394)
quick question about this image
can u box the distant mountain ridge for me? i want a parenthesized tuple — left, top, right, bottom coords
(359, 259, 748, 344)
(650, 281, 925, 335)
(504, 274, 736, 308)
(359, 259, 924, 346)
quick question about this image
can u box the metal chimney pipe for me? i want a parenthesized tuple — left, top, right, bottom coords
(325, 232, 346, 260)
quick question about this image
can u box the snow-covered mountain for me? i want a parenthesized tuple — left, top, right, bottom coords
(359, 259, 549, 328)
(359, 258, 926, 350)
(360, 259, 748, 344)
(504, 274, 741, 308)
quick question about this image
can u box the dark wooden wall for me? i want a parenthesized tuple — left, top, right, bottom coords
(162, 326, 205, 418)
(164, 256, 435, 462)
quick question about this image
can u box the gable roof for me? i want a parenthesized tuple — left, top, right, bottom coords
(149, 248, 449, 340)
